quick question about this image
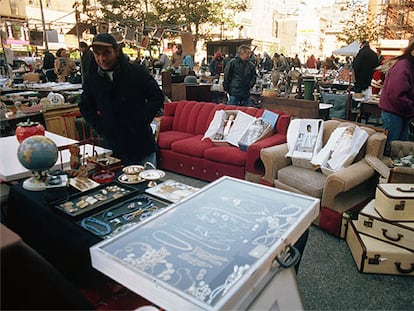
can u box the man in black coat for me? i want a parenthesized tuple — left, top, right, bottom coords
(353, 41, 379, 93)
(42, 50, 57, 82)
(79, 41, 96, 84)
(79, 33, 164, 166)
(223, 45, 257, 106)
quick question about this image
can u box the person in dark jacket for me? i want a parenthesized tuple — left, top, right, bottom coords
(79, 33, 164, 166)
(352, 41, 379, 92)
(79, 41, 96, 84)
(223, 45, 257, 106)
(42, 50, 57, 82)
(259, 52, 273, 72)
(378, 38, 414, 154)
(208, 51, 225, 77)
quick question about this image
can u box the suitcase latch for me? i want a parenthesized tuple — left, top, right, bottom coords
(368, 254, 386, 265)
(394, 200, 406, 211)
(363, 220, 373, 228)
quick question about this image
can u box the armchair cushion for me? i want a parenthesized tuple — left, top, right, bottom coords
(278, 166, 326, 198)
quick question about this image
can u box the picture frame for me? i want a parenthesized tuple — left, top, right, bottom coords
(152, 28, 164, 41)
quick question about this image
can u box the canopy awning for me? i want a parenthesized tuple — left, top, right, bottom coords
(332, 41, 360, 57)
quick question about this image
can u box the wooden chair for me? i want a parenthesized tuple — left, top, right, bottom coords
(61, 111, 101, 146)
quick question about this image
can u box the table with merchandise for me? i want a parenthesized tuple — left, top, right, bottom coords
(5, 170, 187, 288)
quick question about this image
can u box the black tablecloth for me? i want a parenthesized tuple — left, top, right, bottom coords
(6, 178, 148, 288)
(1, 224, 93, 309)
(6, 176, 309, 290)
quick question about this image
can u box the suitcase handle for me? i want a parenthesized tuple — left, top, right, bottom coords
(395, 262, 414, 274)
(396, 186, 414, 193)
(275, 245, 300, 269)
(382, 229, 403, 242)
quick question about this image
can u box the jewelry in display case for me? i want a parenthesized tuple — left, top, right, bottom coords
(55, 181, 138, 218)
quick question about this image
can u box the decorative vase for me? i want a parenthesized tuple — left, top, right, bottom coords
(15, 119, 45, 143)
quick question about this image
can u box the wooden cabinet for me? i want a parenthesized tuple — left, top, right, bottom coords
(43, 104, 79, 138)
(171, 83, 212, 102)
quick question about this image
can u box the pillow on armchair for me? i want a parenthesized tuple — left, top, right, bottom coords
(321, 92, 348, 119)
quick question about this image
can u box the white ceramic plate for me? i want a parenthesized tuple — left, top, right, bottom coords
(139, 169, 166, 180)
(117, 174, 145, 184)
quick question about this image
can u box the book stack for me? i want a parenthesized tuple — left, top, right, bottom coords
(346, 184, 414, 276)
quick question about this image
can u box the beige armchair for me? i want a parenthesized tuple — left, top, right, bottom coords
(260, 119, 387, 237)
(366, 140, 414, 183)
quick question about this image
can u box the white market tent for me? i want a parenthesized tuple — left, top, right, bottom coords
(332, 41, 360, 56)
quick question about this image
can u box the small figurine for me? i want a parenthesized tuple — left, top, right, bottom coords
(69, 144, 81, 170)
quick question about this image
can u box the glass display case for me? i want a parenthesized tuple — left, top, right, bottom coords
(90, 177, 319, 310)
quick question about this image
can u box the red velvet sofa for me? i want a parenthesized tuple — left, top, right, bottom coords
(157, 100, 291, 182)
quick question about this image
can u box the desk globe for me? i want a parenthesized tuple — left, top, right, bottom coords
(17, 135, 58, 191)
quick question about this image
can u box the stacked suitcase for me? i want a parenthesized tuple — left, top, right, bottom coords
(346, 183, 414, 276)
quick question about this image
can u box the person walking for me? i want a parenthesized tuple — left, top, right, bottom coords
(223, 45, 257, 106)
(79, 33, 164, 166)
(378, 38, 414, 155)
(352, 41, 379, 92)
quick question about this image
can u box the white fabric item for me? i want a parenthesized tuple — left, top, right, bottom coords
(311, 125, 369, 173)
(202, 110, 226, 141)
(286, 119, 324, 161)
(202, 110, 255, 146)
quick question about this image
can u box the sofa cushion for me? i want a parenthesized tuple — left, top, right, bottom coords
(157, 131, 194, 149)
(171, 135, 214, 158)
(172, 101, 204, 133)
(204, 146, 246, 166)
(278, 166, 326, 198)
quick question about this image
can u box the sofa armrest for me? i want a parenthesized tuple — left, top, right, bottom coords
(245, 133, 287, 175)
(322, 159, 375, 208)
(365, 132, 387, 158)
(260, 143, 290, 185)
(159, 115, 174, 132)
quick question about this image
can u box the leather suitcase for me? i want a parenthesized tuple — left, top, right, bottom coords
(355, 200, 414, 251)
(346, 221, 414, 276)
(375, 184, 414, 222)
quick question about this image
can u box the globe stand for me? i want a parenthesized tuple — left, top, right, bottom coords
(22, 171, 47, 191)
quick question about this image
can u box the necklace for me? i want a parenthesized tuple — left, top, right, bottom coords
(153, 230, 193, 251)
(80, 217, 112, 236)
(174, 228, 231, 251)
(103, 196, 153, 220)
